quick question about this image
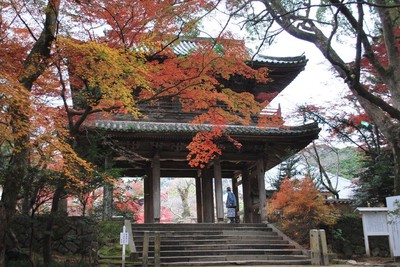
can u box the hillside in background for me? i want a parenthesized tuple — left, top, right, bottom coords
(298, 145, 363, 180)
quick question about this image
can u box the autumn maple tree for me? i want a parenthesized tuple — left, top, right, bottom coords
(293, 24, 398, 203)
(268, 177, 337, 245)
(0, 0, 277, 265)
(223, 0, 400, 197)
(298, 98, 393, 205)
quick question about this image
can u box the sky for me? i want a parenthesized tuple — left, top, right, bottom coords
(201, 5, 356, 126)
(266, 33, 352, 124)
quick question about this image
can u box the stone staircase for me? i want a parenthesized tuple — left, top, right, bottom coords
(129, 223, 311, 266)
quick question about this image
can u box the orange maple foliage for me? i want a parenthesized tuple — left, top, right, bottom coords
(0, 0, 282, 216)
(257, 114, 284, 127)
(0, 73, 31, 145)
(268, 177, 337, 245)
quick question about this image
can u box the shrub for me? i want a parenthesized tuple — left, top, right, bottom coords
(268, 177, 337, 245)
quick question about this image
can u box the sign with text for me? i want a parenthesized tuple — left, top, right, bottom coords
(120, 232, 129, 245)
(356, 207, 389, 257)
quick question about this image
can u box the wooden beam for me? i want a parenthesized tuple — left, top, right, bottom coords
(201, 168, 214, 223)
(257, 157, 267, 223)
(144, 164, 153, 223)
(195, 175, 203, 223)
(242, 168, 252, 223)
(152, 152, 161, 222)
(214, 158, 224, 222)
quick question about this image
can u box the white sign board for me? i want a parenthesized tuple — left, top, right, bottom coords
(120, 232, 129, 245)
(364, 212, 389, 235)
(120, 225, 128, 267)
(356, 207, 389, 257)
(386, 196, 400, 257)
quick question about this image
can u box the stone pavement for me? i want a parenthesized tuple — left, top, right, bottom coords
(197, 258, 400, 267)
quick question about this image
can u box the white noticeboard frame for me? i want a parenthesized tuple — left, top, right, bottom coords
(357, 195, 400, 259)
(356, 207, 391, 257)
(386, 196, 400, 257)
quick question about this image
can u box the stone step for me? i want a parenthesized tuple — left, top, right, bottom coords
(136, 241, 294, 248)
(98, 255, 311, 266)
(142, 248, 304, 258)
(135, 239, 292, 247)
(131, 223, 269, 228)
(128, 223, 310, 266)
(132, 232, 282, 241)
(153, 254, 312, 265)
(161, 258, 312, 266)
(131, 225, 273, 232)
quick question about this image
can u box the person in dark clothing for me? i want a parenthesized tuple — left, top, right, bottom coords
(225, 187, 237, 223)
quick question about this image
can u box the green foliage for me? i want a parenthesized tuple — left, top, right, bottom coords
(324, 213, 365, 258)
(307, 146, 363, 180)
(354, 150, 394, 206)
(5, 261, 87, 267)
(97, 221, 123, 247)
(337, 147, 363, 179)
(75, 132, 111, 167)
(388, 200, 400, 224)
(273, 154, 301, 191)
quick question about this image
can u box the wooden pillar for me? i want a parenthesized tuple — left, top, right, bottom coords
(201, 168, 214, 223)
(232, 175, 239, 222)
(103, 156, 113, 220)
(310, 229, 329, 265)
(242, 168, 252, 223)
(214, 158, 224, 222)
(195, 173, 203, 223)
(256, 157, 267, 223)
(144, 163, 153, 223)
(152, 152, 161, 223)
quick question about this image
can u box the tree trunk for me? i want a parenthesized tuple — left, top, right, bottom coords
(0, 203, 6, 267)
(391, 129, 400, 195)
(103, 183, 113, 220)
(178, 187, 191, 218)
(261, 0, 400, 195)
(42, 186, 63, 266)
(0, 1, 60, 265)
(0, 136, 29, 267)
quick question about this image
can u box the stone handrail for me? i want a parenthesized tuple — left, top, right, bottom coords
(124, 220, 138, 260)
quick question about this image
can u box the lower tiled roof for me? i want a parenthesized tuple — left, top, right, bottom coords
(90, 120, 320, 136)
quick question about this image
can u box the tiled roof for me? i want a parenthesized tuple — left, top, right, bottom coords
(170, 39, 307, 66)
(325, 198, 353, 204)
(91, 120, 319, 136)
(171, 40, 199, 55)
(252, 54, 307, 65)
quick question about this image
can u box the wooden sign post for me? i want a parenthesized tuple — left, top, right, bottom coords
(120, 225, 129, 267)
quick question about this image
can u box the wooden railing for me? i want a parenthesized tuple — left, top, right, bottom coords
(137, 101, 283, 125)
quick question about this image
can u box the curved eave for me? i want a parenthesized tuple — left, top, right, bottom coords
(250, 55, 308, 100)
(150, 39, 309, 103)
(84, 120, 320, 141)
(251, 54, 308, 67)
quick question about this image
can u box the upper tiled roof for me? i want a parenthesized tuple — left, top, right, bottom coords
(169, 39, 307, 66)
(252, 54, 307, 65)
(91, 120, 320, 137)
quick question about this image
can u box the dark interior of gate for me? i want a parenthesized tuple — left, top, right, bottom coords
(79, 41, 320, 223)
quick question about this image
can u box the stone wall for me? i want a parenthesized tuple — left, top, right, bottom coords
(10, 215, 98, 257)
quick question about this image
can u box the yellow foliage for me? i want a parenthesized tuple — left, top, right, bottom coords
(0, 73, 31, 146)
(56, 37, 151, 116)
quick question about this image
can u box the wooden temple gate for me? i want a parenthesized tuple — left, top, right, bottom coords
(80, 39, 320, 223)
(87, 119, 319, 223)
